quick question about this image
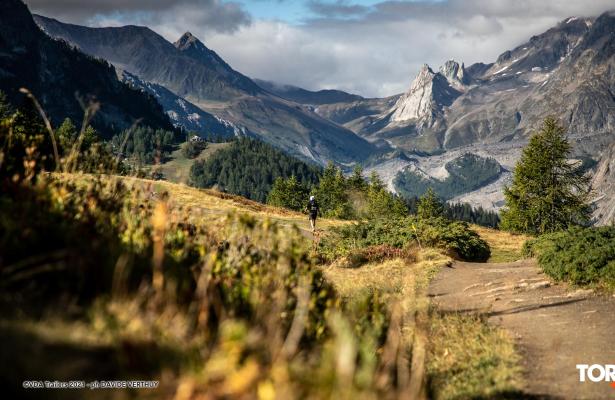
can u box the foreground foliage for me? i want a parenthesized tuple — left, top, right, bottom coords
(523, 227, 615, 291)
(0, 100, 413, 398)
(1, 94, 522, 399)
(320, 216, 491, 264)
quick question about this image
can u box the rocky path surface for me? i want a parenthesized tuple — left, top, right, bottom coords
(429, 260, 615, 399)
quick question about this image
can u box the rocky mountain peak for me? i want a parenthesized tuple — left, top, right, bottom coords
(439, 60, 468, 87)
(174, 31, 203, 51)
(389, 63, 460, 125)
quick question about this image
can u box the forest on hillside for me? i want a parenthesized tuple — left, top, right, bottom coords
(189, 138, 322, 203)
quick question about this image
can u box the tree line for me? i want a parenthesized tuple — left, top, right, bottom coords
(189, 137, 321, 203)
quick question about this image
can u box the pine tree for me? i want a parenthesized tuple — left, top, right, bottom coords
(501, 117, 591, 234)
(56, 118, 78, 155)
(417, 188, 444, 219)
(267, 175, 309, 211)
(312, 162, 352, 218)
(365, 171, 407, 219)
(348, 165, 367, 191)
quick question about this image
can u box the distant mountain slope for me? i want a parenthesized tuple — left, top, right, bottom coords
(0, 0, 173, 135)
(254, 79, 363, 105)
(121, 71, 240, 139)
(35, 16, 376, 164)
(35, 17, 261, 102)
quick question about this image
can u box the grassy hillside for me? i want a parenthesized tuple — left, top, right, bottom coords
(101, 174, 347, 234)
(157, 141, 231, 184)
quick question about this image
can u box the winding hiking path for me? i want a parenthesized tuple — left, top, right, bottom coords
(429, 259, 615, 399)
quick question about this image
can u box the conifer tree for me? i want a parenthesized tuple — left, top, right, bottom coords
(501, 117, 591, 234)
(267, 175, 308, 211)
(312, 162, 352, 218)
(417, 188, 444, 219)
(0, 91, 12, 120)
(348, 165, 367, 191)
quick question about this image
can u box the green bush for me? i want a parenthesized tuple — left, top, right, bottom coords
(182, 139, 207, 158)
(320, 216, 490, 263)
(523, 227, 615, 290)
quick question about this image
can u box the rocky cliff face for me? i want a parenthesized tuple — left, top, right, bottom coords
(439, 60, 469, 89)
(120, 71, 240, 139)
(389, 64, 462, 125)
(0, 0, 173, 134)
(591, 141, 615, 225)
(324, 15, 613, 157)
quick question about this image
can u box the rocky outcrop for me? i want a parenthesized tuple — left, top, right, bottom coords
(389, 64, 461, 126)
(439, 60, 469, 88)
(591, 142, 615, 226)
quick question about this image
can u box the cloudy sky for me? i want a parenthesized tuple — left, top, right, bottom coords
(24, 0, 615, 97)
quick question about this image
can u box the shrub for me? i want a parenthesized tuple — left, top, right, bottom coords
(320, 216, 490, 263)
(182, 139, 207, 158)
(523, 227, 615, 290)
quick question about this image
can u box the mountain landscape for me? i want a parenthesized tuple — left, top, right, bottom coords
(315, 14, 615, 220)
(1, 4, 605, 222)
(3, 1, 615, 399)
(35, 15, 376, 164)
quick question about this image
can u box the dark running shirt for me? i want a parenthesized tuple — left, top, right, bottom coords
(308, 200, 319, 218)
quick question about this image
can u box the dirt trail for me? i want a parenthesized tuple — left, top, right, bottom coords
(429, 259, 615, 399)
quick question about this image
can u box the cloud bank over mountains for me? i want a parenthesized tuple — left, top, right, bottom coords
(25, 0, 615, 97)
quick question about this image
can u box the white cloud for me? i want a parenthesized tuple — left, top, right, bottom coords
(190, 0, 615, 97)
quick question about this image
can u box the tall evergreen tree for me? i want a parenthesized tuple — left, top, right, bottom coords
(348, 165, 368, 191)
(0, 91, 12, 120)
(501, 117, 591, 234)
(312, 162, 352, 218)
(267, 175, 309, 211)
(417, 188, 444, 219)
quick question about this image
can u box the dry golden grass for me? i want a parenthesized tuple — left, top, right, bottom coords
(324, 247, 524, 399)
(322, 249, 450, 301)
(472, 225, 530, 263)
(323, 249, 452, 398)
(62, 173, 348, 236)
(428, 313, 522, 399)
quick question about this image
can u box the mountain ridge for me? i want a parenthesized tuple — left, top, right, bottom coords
(0, 0, 173, 135)
(34, 15, 376, 165)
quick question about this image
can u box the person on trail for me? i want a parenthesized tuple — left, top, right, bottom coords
(307, 195, 319, 232)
